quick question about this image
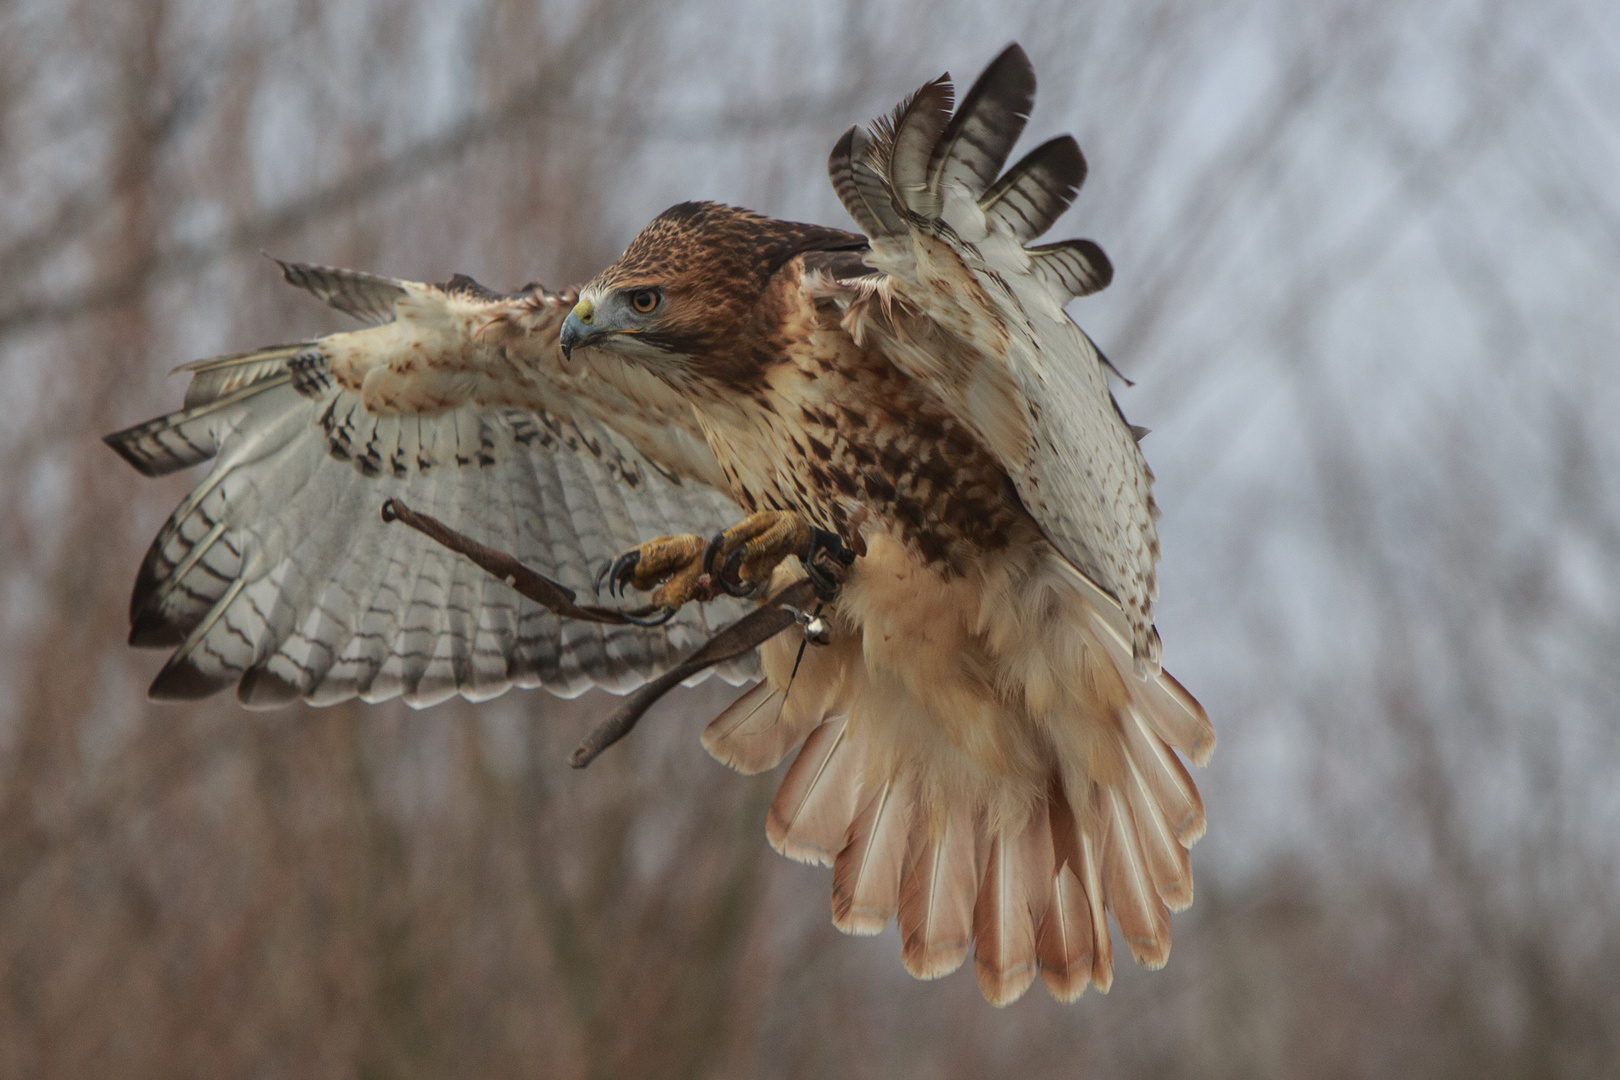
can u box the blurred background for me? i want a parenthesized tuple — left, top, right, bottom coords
(2, 0, 1618, 1075)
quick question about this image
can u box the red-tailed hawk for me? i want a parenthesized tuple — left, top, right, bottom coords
(107, 44, 1211, 1005)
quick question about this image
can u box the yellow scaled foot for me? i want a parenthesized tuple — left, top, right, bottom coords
(597, 532, 709, 609)
(703, 511, 813, 596)
(598, 510, 847, 609)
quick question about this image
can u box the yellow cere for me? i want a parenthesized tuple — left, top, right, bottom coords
(572, 298, 594, 323)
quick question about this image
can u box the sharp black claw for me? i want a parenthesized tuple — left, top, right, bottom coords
(718, 545, 755, 597)
(601, 549, 641, 598)
(702, 530, 728, 576)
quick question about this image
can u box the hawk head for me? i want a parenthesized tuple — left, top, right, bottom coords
(560, 201, 863, 388)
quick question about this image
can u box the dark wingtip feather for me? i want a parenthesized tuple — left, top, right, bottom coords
(102, 428, 151, 473)
(844, 125, 908, 237)
(149, 655, 229, 701)
(985, 42, 1034, 85)
(238, 666, 302, 710)
(103, 413, 216, 478)
(1030, 238, 1113, 301)
(876, 74, 955, 218)
(128, 522, 181, 624)
(274, 258, 406, 326)
(829, 126, 886, 237)
(980, 136, 1087, 243)
(927, 43, 1037, 202)
(129, 605, 184, 649)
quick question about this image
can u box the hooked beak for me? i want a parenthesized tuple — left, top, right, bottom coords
(559, 298, 601, 362)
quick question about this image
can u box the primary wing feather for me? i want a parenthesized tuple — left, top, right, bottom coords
(107, 264, 755, 708)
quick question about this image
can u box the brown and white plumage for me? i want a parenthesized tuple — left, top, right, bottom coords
(107, 43, 1213, 1006)
(107, 264, 756, 706)
(566, 43, 1212, 1005)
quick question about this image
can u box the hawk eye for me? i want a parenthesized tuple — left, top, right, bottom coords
(629, 288, 661, 314)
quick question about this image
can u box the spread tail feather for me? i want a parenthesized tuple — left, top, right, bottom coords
(1142, 667, 1216, 768)
(701, 649, 1205, 1003)
(766, 717, 866, 867)
(1037, 862, 1097, 1002)
(832, 772, 914, 935)
(972, 803, 1054, 1006)
(1096, 783, 1172, 969)
(698, 538, 1207, 1007)
(1081, 602, 1215, 767)
(897, 805, 981, 980)
(1122, 707, 1200, 906)
(701, 682, 794, 774)
(702, 630, 857, 774)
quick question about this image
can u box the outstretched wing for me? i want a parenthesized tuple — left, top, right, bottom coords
(107, 262, 754, 709)
(824, 45, 1161, 669)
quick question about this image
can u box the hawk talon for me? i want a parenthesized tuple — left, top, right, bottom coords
(715, 545, 765, 598)
(596, 533, 710, 607)
(593, 556, 618, 598)
(601, 549, 642, 598)
(702, 530, 729, 578)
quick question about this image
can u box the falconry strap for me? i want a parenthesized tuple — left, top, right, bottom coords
(380, 497, 822, 767)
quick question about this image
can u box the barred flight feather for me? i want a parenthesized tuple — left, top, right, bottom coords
(111, 266, 758, 708)
(882, 74, 955, 219)
(844, 126, 907, 238)
(1029, 238, 1113, 301)
(105, 370, 294, 477)
(176, 344, 311, 409)
(827, 127, 885, 238)
(274, 258, 406, 326)
(926, 43, 1036, 204)
(978, 135, 1087, 244)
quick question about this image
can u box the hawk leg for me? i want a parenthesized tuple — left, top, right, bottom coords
(598, 511, 854, 609)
